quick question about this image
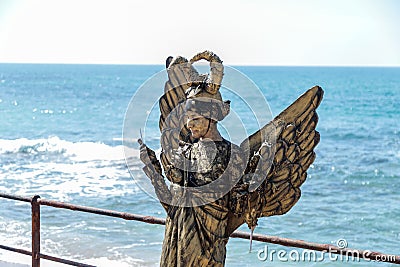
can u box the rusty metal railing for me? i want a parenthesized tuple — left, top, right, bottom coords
(1, 192, 399, 266)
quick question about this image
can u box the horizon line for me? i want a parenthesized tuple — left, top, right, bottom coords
(0, 61, 399, 68)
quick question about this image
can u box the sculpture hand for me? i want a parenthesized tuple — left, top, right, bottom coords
(138, 139, 154, 166)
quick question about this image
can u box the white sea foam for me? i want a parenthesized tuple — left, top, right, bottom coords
(0, 136, 140, 162)
(0, 137, 144, 201)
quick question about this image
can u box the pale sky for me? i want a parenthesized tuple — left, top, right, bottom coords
(0, 0, 399, 66)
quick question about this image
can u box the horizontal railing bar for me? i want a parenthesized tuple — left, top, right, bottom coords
(40, 253, 96, 267)
(231, 231, 400, 264)
(0, 192, 32, 203)
(1, 192, 399, 265)
(37, 198, 166, 225)
(0, 244, 95, 267)
(0, 244, 32, 257)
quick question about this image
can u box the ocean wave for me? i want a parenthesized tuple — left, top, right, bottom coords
(0, 136, 139, 162)
(0, 137, 147, 202)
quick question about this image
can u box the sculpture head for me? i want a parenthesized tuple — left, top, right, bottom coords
(185, 111, 213, 139)
(184, 86, 230, 140)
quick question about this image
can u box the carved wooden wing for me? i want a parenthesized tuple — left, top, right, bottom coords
(157, 57, 191, 183)
(239, 86, 323, 223)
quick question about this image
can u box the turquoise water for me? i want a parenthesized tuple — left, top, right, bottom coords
(0, 64, 399, 266)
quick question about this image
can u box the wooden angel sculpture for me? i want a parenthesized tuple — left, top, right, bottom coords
(138, 51, 323, 266)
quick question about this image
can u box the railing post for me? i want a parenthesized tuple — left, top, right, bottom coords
(31, 195, 41, 267)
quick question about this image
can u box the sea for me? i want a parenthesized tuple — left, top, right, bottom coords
(0, 63, 399, 267)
